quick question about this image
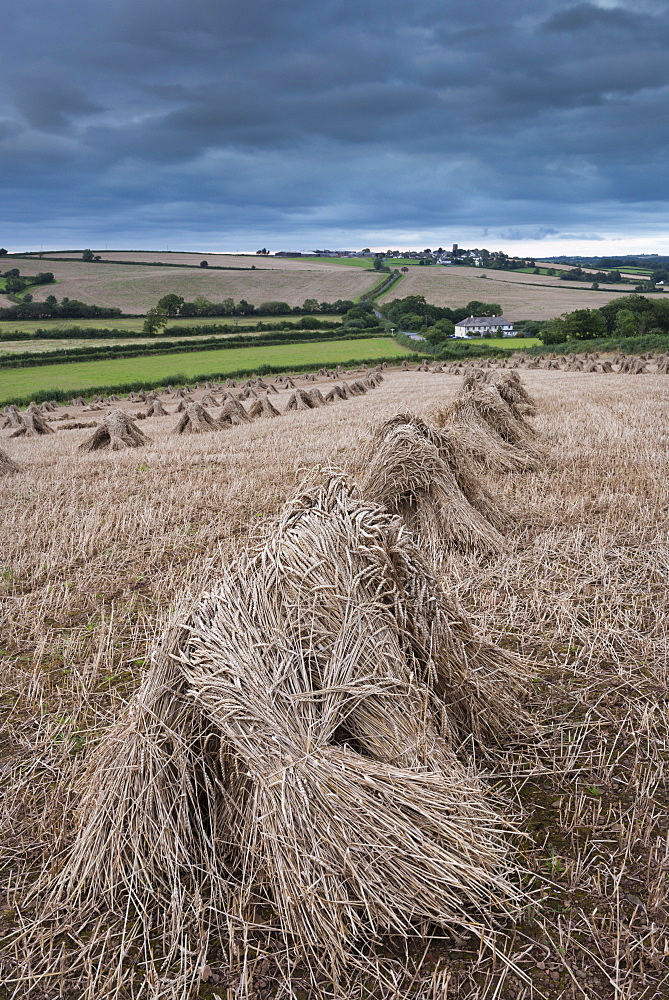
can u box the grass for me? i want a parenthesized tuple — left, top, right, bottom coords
(0, 314, 343, 337)
(0, 337, 411, 402)
(457, 336, 541, 349)
(1, 370, 668, 999)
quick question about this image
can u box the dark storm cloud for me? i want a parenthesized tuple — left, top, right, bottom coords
(2, 0, 669, 248)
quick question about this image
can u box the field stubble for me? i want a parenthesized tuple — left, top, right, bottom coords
(1, 371, 668, 999)
(378, 266, 665, 320)
(8, 258, 379, 313)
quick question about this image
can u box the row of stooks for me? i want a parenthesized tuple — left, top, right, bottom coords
(0, 368, 385, 458)
(403, 351, 669, 374)
(4, 368, 549, 999)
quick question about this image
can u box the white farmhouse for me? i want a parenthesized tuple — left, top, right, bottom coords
(453, 315, 515, 339)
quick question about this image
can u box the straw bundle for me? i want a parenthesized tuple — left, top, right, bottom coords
(9, 411, 54, 438)
(218, 397, 250, 426)
(146, 398, 168, 417)
(285, 389, 317, 411)
(485, 370, 537, 416)
(80, 409, 149, 451)
(28, 477, 528, 993)
(239, 386, 258, 400)
(307, 387, 326, 407)
(361, 422, 506, 556)
(0, 446, 19, 475)
(324, 384, 346, 402)
(348, 379, 368, 396)
(374, 413, 511, 532)
(0, 406, 22, 430)
(434, 384, 541, 472)
(247, 393, 281, 419)
(172, 401, 219, 434)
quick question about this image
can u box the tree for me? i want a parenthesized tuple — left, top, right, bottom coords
(193, 295, 213, 315)
(465, 300, 502, 317)
(82, 249, 95, 261)
(373, 257, 384, 270)
(143, 306, 169, 335)
(0, 249, 7, 256)
(302, 298, 319, 312)
(613, 309, 638, 337)
(34, 272, 54, 284)
(5, 276, 27, 294)
(424, 318, 455, 345)
(199, 260, 209, 268)
(401, 267, 409, 273)
(561, 308, 607, 340)
(157, 293, 185, 316)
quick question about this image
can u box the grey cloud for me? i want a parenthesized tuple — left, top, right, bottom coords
(1, 0, 669, 249)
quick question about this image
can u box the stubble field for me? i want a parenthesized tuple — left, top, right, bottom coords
(379, 266, 659, 319)
(1, 369, 668, 999)
(6, 258, 380, 313)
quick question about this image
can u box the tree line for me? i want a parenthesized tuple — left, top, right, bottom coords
(537, 295, 669, 344)
(143, 297, 379, 334)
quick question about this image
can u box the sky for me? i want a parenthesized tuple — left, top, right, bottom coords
(2, 0, 669, 256)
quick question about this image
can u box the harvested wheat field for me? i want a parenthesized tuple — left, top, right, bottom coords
(379, 266, 647, 320)
(36, 251, 361, 271)
(1, 370, 668, 1000)
(10, 258, 380, 313)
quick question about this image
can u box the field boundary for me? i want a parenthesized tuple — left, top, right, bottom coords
(0, 351, 423, 406)
(0, 329, 385, 369)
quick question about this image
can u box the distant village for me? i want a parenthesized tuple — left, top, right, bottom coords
(267, 244, 526, 268)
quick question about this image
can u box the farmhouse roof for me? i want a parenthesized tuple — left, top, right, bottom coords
(456, 315, 512, 327)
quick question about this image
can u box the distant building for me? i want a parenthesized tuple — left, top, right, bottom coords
(275, 251, 303, 257)
(453, 315, 515, 339)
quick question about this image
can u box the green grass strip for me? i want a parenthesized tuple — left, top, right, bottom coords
(0, 337, 413, 405)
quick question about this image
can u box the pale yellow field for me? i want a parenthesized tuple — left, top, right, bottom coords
(379, 265, 657, 319)
(6, 258, 379, 313)
(36, 250, 360, 271)
(1, 369, 668, 998)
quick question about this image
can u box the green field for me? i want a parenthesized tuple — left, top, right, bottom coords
(0, 337, 414, 402)
(303, 257, 427, 269)
(463, 337, 540, 349)
(0, 314, 342, 337)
